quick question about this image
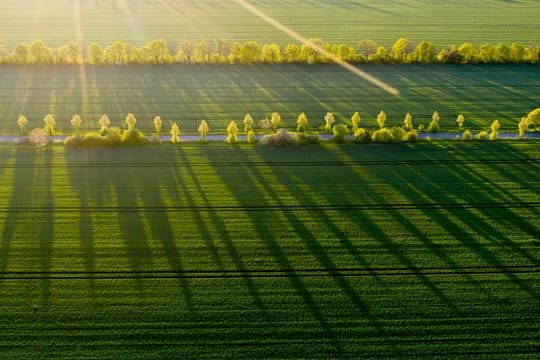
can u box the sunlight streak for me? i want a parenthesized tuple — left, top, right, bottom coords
(73, 0, 88, 121)
(233, 0, 400, 96)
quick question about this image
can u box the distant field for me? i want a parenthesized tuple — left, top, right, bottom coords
(0, 0, 539, 47)
(0, 142, 538, 358)
(0, 64, 538, 134)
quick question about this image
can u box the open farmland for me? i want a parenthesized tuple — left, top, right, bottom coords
(0, 142, 538, 358)
(0, 0, 539, 48)
(0, 64, 539, 134)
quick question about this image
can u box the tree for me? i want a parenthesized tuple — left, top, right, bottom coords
(428, 111, 440, 132)
(170, 122, 180, 143)
(369, 46, 389, 64)
(125, 113, 137, 130)
(351, 112, 361, 130)
(324, 112, 335, 133)
(28, 128, 48, 148)
(198, 119, 209, 142)
(297, 112, 308, 132)
(411, 41, 436, 63)
(13, 44, 30, 64)
(70, 114, 82, 133)
(43, 114, 55, 135)
(243, 113, 254, 133)
(284, 44, 301, 63)
(270, 112, 281, 131)
(457, 43, 475, 63)
(29, 40, 53, 64)
(357, 40, 378, 58)
(403, 113, 413, 131)
(493, 44, 511, 63)
(376, 111, 387, 129)
(456, 114, 465, 129)
(261, 44, 282, 63)
(525, 108, 540, 126)
(17, 115, 28, 135)
(510, 43, 525, 63)
(241, 41, 261, 64)
(87, 43, 105, 64)
(226, 120, 238, 144)
(246, 130, 256, 144)
(153, 116, 162, 135)
(391, 38, 411, 63)
(490, 120, 500, 140)
(98, 114, 111, 135)
(146, 40, 170, 64)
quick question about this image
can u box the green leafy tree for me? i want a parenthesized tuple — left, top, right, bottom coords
(391, 38, 410, 63)
(457, 43, 475, 63)
(198, 119, 209, 142)
(17, 115, 28, 135)
(170, 122, 180, 143)
(125, 113, 137, 130)
(270, 112, 281, 131)
(226, 120, 238, 144)
(490, 120, 500, 140)
(43, 114, 55, 135)
(98, 114, 110, 135)
(525, 108, 540, 126)
(456, 114, 465, 130)
(70, 114, 82, 133)
(518, 117, 528, 139)
(246, 130, 256, 144)
(153, 116, 162, 135)
(428, 111, 440, 132)
(332, 124, 348, 143)
(284, 44, 301, 63)
(357, 40, 378, 59)
(296, 112, 308, 132)
(324, 112, 335, 133)
(243, 113, 254, 133)
(411, 41, 436, 63)
(351, 112, 361, 130)
(87, 43, 105, 64)
(403, 113, 413, 131)
(376, 111, 387, 129)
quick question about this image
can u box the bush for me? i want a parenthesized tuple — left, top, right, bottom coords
(295, 132, 320, 145)
(64, 134, 84, 146)
(353, 128, 371, 143)
(121, 129, 148, 145)
(332, 124, 348, 143)
(371, 128, 394, 143)
(427, 120, 440, 133)
(462, 129, 473, 141)
(417, 124, 426, 132)
(106, 127, 122, 145)
(261, 129, 298, 146)
(475, 131, 488, 141)
(401, 130, 418, 143)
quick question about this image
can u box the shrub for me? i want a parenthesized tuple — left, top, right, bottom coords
(353, 128, 371, 143)
(106, 127, 122, 145)
(295, 132, 320, 145)
(475, 131, 488, 141)
(462, 129, 473, 141)
(261, 129, 298, 146)
(64, 134, 84, 146)
(121, 129, 148, 145)
(296, 112, 308, 132)
(371, 128, 394, 143)
(332, 124, 348, 143)
(81, 132, 107, 146)
(490, 120, 500, 140)
(417, 124, 426, 132)
(27, 128, 48, 147)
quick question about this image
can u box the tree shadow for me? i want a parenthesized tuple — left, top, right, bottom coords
(172, 146, 269, 317)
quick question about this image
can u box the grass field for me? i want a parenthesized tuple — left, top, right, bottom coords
(0, 0, 539, 48)
(0, 142, 538, 358)
(0, 64, 538, 134)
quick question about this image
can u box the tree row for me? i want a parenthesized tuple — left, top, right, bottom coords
(1, 39, 539, 65)
(17, 109, 540, 147)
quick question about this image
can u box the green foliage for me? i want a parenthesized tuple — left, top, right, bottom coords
(525, 108, 540, 127)
(243, 114, 253, 133)
(350, 112, 361, 130)
(295, 131, 320, 145)
(296, 112, 308, 132)
(1, 38, 538, 65)
(353, 128, 371, 143)
(226, 120, 238, 144)
(170, 122, 181, 144)
(323, 112, 335, 133)
(403, 113, 413, 131)
(376, 111, 387, 129)
(371, 128, 394, 143)
(456, 114, 465, 129)
(475, 131, 489, 141)
(461, 129, 473, 141)
(17, 115, 28, 135)
(332, 124, 348, 143)
(43, 114, 56, 135)
(121, 129, 148, 146)
(427, 111, 440, 133)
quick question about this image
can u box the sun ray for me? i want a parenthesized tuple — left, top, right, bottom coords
(232, 0, 400, 96)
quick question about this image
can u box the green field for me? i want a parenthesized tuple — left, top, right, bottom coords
(1, 64, 538, 134)
(0, 142, 538, 358)
(0, 0, 539, 48)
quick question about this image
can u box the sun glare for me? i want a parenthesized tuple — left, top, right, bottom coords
(233, 0, 400, 96)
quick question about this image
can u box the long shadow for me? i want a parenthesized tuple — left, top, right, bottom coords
(0, 146, 36, 278)
(276, 145, 459, 312)
(165, 147, 224, 270)
(38, 146, 55, 310)
(211, 146, 380, 356)
(173, 146, 269, 318)
(65, 148, 100, 302)
(105, 149, 153, 294)
(133, 148, 193, 310)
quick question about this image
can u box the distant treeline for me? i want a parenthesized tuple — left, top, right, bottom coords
(0, 38, 539, 65)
